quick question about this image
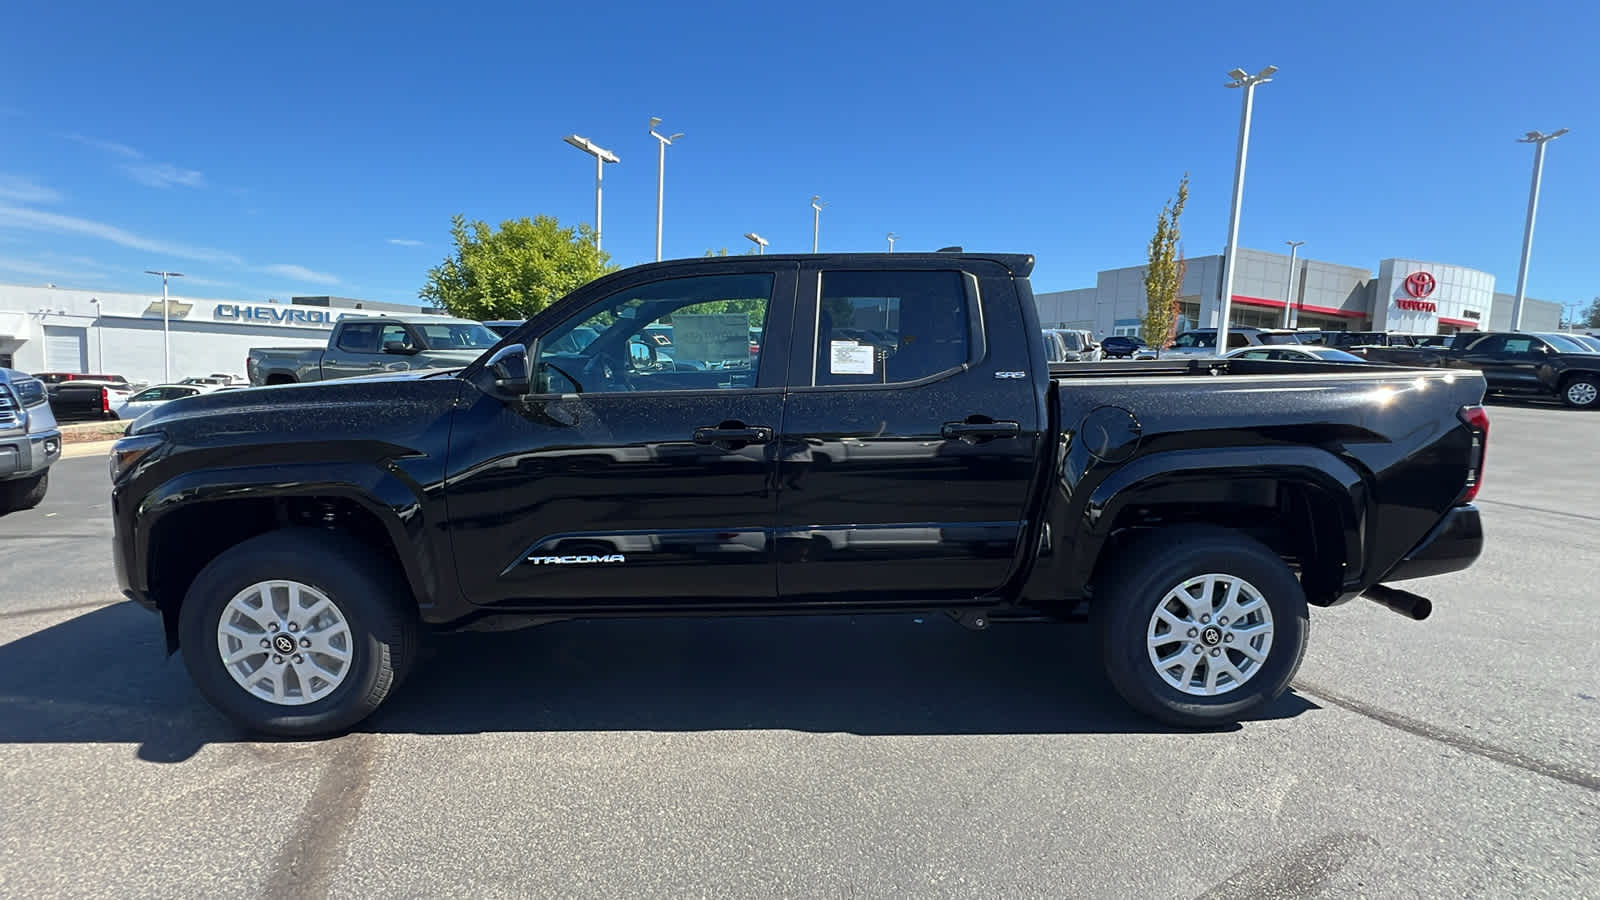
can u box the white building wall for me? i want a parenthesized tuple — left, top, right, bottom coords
(0, 284, 340, 384)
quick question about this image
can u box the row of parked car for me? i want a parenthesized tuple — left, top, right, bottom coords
(31, 372, 249, 422)
(1043, 324, 1600, 409)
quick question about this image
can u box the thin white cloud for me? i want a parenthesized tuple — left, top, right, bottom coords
(0, 175, 63, 205)
(0, 205, 244, 265)
(122, 163, 206, 189)
(257, 263, 339, 285)
(62, 132, 143, 159)
(0, 206, 340, 288)
(387, 238, 423, 247)
(0, 256, 108, 282)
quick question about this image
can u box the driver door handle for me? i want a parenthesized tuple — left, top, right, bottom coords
(941, 421, 1020, 440)
(693, 425, 773, 444)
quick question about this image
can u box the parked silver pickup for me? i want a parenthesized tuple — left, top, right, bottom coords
(0, 367, 60, 513)
(247, 314, 501, 385)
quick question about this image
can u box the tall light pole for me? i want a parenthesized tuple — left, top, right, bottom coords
(1510, 128, 1568, 330)
(144, 270, 183, 383)
(810, 195, 826, 253)
(648, 117, 683, 261)
(744, 232, 768, 254)
(563, 134, 619, 252)
(1215, 64, 1277, 354)
(886, 232, 899, 253)
(1281, 240, 1305, 328)
(89, 297, 104, 373)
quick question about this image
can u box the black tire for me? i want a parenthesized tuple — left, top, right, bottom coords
(1093, 525, 1309, 728)
(1560, 374, 1600, 409)
(178, 529, 417, 738)
(0, 470, 48, 513)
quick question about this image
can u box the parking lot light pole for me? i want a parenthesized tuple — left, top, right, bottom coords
(886, 232, 898, 253)
(1282, 240, 1305, 328)
(563, 135, 620, 252)
(1510, 128, 1568, 330)
(143, 270, 184, 383)
(811, 196, 826, 253)
(744, 232, 768, 254)
(648, 118, 683, 261)
(1216, 65, 1276, 354)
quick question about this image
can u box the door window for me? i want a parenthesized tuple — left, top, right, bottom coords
(1462, 335, 1506, 354)
(813, 270, 972, 386)
(1236, 349, 1273, 360)
(336, 323, 381, 352)
(1228, 333, 1250, 349)
(1502, 337, 1535, 356)
(534, 273, 773, 394)
(380, 324, 415, 351)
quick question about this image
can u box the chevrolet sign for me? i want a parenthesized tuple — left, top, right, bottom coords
(214, 304, 339, 326)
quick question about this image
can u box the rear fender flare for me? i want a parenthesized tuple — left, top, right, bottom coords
(1075, 446, 1370, 592)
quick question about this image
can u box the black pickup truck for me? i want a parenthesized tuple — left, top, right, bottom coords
(1351, 331, 1600, 408)
(109, 253, 1490, 737)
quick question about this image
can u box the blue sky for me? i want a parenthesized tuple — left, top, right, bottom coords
(1, 0, 1594, 311)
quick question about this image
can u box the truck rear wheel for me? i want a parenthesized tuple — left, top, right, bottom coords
(1094, 526, 1308, 728)
(0, 470, 48, 513)
(1561, 375, 1599, 409)
(177, 529, 416, 738)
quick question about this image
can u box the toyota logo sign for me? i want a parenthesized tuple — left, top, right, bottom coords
(1403, 271, 1437, 299)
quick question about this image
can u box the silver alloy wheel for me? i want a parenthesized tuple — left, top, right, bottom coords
(1146, 573, 1275, 697)
(1567, 381, 1598, 407)
(215, 580, 353, 706)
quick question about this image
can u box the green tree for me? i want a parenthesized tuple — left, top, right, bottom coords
(1585, 297, 1600, 328)
(1141, 174, 1190, 353)
(420, 214, 617, 321)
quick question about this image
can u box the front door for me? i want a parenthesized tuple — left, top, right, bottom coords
(445, 264, 796, 609)
(774, 263, 1042, 605)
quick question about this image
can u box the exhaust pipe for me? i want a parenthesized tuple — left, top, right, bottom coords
(1363, 584, 1432, 621)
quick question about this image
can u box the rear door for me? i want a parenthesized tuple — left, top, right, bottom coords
(773, 261, 1042, 605)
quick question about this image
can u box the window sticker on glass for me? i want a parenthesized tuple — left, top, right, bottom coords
(672, 314, 750, 364)
(830, 340, 876, 375)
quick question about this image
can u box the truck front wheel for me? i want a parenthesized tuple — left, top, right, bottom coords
(177, 529, 416, 737)
(1094, 526, 1309, 728)
(0, 470, 48, 513)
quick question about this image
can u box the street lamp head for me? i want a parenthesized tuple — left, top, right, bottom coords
(1226, 67, 1249, 80)
(811, 195, 826, 210)
(1225, 65, 1277, 88)
(1286, 240, 1305, 248)
(744, 232, 769, 247)
(143, 270, 185, 278)
(564, 134, 619, 163)
(1257, 65, 1278, 78)
(650, 116, 662, 129)
(1518, 128, 1569, 144)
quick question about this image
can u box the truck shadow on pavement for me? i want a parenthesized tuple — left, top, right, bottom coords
(0, 603, 1319, 762)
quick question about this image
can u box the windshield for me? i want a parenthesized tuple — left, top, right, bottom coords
(1172, 332, 1213, 349)
(1308, 347, 1365, 361)
(415, 322, 501, 350)
(1538, 333, 1591, 353)
(1056, 332, 1083, 351)
(1570, 334, 1600, 352)
(1257, 332, 1303, 345)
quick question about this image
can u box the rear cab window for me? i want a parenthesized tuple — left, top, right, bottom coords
(811, 270, 975, 386)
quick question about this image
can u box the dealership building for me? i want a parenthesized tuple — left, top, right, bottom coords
(0, 283, 432, 383)
(1034, 248, 1562, 339)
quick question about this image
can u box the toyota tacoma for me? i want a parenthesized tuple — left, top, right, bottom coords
(110, 253, 1489, 736)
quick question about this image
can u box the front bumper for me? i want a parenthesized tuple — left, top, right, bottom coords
(0, 427, 62, 480)
(1382, 504, 1484, 582)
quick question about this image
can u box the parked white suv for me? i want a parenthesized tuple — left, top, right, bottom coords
(1164, 327, 1306, 359)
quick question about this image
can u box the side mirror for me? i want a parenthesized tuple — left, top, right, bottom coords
(383, 340, 419, 355)
(486, 344, 530, 394)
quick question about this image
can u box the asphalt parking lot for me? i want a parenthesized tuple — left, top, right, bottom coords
(1, 402, 1596, 898)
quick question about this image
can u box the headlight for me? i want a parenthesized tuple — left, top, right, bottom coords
(109, 432, 166, 482)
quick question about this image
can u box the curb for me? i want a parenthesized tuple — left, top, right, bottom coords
(61, 440, 117, 460)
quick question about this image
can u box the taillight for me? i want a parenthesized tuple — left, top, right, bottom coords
(101, 387, 111, 414)
(1457, 405, 1489, 503)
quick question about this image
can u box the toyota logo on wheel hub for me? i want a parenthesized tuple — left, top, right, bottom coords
(1403, 271, 1436, 299)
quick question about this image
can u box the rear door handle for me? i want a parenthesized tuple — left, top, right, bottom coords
(693, 425, 773, 444)
(941, 421, 1020, 440)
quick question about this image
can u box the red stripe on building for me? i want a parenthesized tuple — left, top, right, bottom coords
(1438, 317, 1478, 329)
(1230, 295, 1366, 319)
